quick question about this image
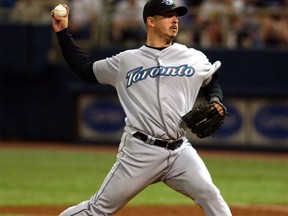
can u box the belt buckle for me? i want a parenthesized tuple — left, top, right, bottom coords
(165, 141, 177, 150)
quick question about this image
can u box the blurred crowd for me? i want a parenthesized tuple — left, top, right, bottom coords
(1, 0, 288, 49)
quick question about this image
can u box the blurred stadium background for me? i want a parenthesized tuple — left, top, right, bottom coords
(0, 0, 288, 152)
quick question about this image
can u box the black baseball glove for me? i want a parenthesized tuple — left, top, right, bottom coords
(182, 101, 227, 138)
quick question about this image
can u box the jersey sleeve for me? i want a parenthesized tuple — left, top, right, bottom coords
(191, 48, 223, 102)
(92, 55, 120, 86)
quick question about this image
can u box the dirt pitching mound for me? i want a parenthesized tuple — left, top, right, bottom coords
(1, 204, 288, 216)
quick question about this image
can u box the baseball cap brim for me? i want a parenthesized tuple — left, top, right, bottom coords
(158, 6, 188, 17)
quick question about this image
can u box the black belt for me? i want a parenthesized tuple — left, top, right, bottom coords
(133, 132, 183, 151)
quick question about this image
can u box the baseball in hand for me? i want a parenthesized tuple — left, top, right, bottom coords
(53, 4, 67, 18)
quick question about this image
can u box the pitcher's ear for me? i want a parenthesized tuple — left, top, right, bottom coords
(146, 16, 155, 27)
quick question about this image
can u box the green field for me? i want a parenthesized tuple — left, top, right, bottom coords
(0, 146, 287, 207)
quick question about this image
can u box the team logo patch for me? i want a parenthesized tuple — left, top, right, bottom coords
(162, 0, 174, 5)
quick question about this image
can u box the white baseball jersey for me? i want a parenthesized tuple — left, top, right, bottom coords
(93, 43, 221, 140)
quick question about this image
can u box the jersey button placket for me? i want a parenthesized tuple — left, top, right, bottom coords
(157, 53, 170, 135)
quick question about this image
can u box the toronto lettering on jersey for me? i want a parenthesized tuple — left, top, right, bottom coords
(126, 64, 195, 87)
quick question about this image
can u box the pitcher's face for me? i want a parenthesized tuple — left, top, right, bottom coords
(153, 12, 179, 41)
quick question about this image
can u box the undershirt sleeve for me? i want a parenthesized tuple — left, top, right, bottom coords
(200, 73, 223, 102)
(56, 28, 99, 84)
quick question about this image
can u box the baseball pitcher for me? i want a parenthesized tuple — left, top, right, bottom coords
(51, 0, 232, 215)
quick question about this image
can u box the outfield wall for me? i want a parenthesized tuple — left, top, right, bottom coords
(74, 92, 288, 150)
